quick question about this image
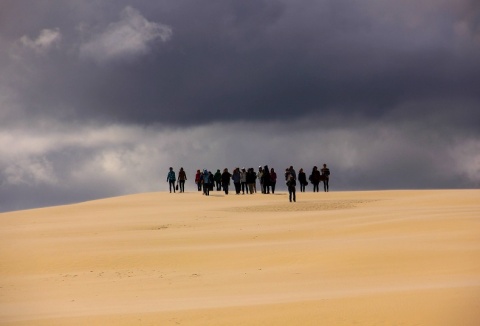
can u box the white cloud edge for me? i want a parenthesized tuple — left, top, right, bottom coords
(79, 6, 173, 63)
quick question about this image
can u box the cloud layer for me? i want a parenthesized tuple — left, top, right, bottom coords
(0, 0, 479, 211)
(79, 6, 172, 63)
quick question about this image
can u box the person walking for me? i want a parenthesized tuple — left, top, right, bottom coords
(232, 168, 241, 194)
(321, 163, 331, 192)
(262, 165, 271, 194)
(240, 168, 248, 194)
(178, 167, 187, 193)
(270, 167, 277, 194)
(257, 166, 264, 193)
(289, 166, 297, 180)
(310, 166, 321, 192)
(195, 169, 202, 191)
(208, 171, 215, 192)
(214, 169, 222, 191)
(202, 170, 210, 196)
(285, 168, 296, 202)
(221, 168, 232, 195)
(246, 168, 256, 194)
(167, 167, 176, 193)
(298, 168, 307, 192)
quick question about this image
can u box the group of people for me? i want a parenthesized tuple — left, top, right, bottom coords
(166, 164, 331, 201)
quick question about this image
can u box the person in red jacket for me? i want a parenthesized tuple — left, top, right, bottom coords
(194, 169, 202, 191)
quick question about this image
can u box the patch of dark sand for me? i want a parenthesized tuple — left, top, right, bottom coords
(230, 199, 377, 212)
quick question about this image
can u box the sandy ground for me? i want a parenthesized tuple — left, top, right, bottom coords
(1, 189, 479, 325)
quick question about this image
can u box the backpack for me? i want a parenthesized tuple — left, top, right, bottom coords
(287, 178, 296, 187)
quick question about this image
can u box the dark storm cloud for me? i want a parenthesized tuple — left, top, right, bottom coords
(1, 0, 479, 212)
(2, 0, 479, 128)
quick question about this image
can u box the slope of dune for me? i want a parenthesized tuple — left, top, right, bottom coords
(1, 190, 479, 325)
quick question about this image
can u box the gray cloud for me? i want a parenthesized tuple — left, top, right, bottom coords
(79, 6, 172, 64)
(0, 0, 479, 212)
(1, 118, 478, 212)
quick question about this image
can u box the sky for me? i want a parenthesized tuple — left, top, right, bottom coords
(1, 0, 479, 212)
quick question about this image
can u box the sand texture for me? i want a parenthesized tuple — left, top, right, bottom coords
(1, 190, 479, 325)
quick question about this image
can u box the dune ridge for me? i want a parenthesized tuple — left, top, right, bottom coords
(1, 190, 479, 325)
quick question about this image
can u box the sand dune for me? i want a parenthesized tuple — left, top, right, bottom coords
(1, 190, 479, 325)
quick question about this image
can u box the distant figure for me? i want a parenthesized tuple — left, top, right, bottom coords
(270, 168, 277, 194)
(195, 169, 202, 191)
(285, 168, 296, 202)
(202, 170, 210, 196)
(288, 166, 296, 182)
(214, 169, 222, 191)
(257, 166, 264, 193)
(240, 168, 248, 194)
(178, 167, 187, 193)
(262, 165, 271, 194)
(310, 166, 321, 192)
(246, 168, 256, 194)
(251, 168, 257, 193)
(321, 163, 331, 192)
(221, 168, 232, 195)
(208, 171, 215, 192)
(298, 168, 307, 192)
(166, 167, 176, 193)
(232, 168, 241, 194)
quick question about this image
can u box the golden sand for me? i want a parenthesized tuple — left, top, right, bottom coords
(1, 190, 479, 325)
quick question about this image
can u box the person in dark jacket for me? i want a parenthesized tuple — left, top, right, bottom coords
(262, 165, 271, 194)
(310, 166, 321, 192)
(221, 168, 232, 195)
(321, 163, 331, 192)
(285, 168, 296, 202)
(166, 167, 176, 193)
(202, 170, 210, 196)
(178, 167, 187, 193)
(298, 168, 307, 192)
(270, 168, 277, 194)
(214, 169, 222, 191)
(232, 168, 241, 194)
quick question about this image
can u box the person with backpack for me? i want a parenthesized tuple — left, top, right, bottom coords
(202, 170, 210, 196)
(298, 168, 307, 192)
(285, 168, 296, 202)
(166, 167, 176, 193)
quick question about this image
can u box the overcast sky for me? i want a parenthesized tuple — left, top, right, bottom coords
(1, 0, 479, 212)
